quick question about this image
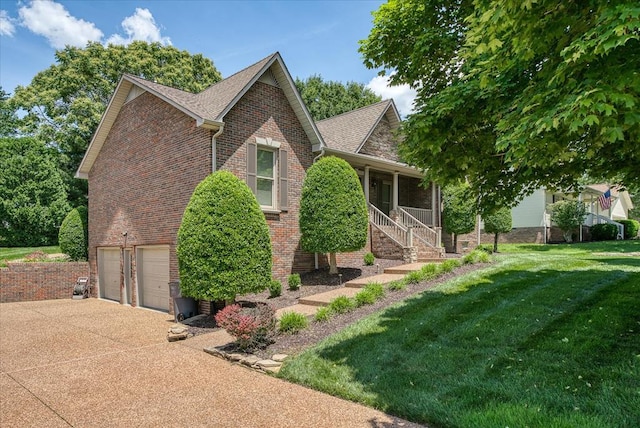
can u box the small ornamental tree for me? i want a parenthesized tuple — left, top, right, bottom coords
(177, 171, 272, 302)
(442, 183, 476, 252)
(58, 207, 88, 261)
(549, 200, 587, 243)
(300, 156, 368, 274)
(483, 207, 512, 253)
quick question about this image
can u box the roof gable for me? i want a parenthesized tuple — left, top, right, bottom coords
(76, 52, 323, 179)
(315, 100, 400, 154)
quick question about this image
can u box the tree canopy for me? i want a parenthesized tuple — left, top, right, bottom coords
(11, 41, 222, 207)
(483, 207, 512, 252)
(441, 183, 477, 252)
(0, 137, 71, 246)
(299, 156, 368, 274)
(0, 87, 21, 137)
(360, 0, 640, 214)
(295, 74, 381, 121)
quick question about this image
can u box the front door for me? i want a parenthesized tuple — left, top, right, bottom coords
(380, 181, 392, 215)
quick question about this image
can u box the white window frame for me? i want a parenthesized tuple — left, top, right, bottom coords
(255, 137, 281, 211)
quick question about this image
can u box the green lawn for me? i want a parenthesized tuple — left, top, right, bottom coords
(278, 241, 640, 427)
(0, 246, 61, 267)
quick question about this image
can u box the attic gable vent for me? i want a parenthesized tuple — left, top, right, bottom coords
(125, 85, 146, 103)
(258, 69, 280, 88)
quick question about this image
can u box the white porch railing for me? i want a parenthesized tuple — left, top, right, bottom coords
(585, 213, 624, 239)
(398, 206, 433, 226)
(397, 207, 441, 248)
(368, 204, 408, 247)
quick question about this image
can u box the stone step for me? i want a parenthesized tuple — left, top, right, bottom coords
(345, 273, 406, 288)
(275, 304, 319, 319)
(298, 287, 361, 307)
(383, 262, 434, 274)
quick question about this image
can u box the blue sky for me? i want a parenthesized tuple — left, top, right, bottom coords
(0, 0, 416, 115)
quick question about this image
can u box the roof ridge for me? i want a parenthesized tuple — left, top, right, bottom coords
(316, 99, 391, 123)
(198, 52, 278, 94)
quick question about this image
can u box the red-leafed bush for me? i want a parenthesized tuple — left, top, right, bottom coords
(214, 303, 276, 351)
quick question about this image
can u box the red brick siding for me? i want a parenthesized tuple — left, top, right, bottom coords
(88, 91, 212, 310)
(0, 262, 89, 303)
(216, 81, 317, 279)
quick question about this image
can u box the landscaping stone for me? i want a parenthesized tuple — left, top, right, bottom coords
(167, 325, 191, 342)
(271, 354, 288, 362)
(241, 355, 261, 367)
(256, 359, 280, 368)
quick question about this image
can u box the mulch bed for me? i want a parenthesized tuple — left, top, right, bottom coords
(184, 258, 486, 359)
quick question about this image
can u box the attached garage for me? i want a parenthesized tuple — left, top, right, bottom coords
(136, 246, 170, 312)
(98, 248, 120, 302)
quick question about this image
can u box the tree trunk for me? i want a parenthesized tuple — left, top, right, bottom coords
(493, 233, 499, 253)
(329, 252, 338, 275)
(452, 233, 458, 254)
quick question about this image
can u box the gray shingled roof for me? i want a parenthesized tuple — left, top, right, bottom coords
(123, 53, 277, 122)
(316, 100, 398, 153)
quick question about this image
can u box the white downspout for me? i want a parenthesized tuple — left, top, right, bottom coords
(211, 125, 225, 172)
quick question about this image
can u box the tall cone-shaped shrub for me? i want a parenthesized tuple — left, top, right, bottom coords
(58, 206, 88, 261)
(299, 156, 368, 274)
(177, 171, 272, 302)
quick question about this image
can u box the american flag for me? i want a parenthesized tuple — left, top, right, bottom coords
(598, 189, 612, 210)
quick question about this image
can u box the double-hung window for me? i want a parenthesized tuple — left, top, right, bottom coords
(247, 137, 288, 212)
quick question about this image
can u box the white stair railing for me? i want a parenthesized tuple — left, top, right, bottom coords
(368, 204, 408, 247)
(585, 213, 625, 239)
(397, 207, 441, 248)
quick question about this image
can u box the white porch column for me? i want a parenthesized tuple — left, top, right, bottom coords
(392, 172, 399, 211)
(364, 166, 370, 203)
(431, 181, 436, 226)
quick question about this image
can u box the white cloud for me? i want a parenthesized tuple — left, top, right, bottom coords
(105, 8, 170, 46)
(18, 0, 103, 49)
(367, 75, 417, 118)
(0, 10, 16, 36)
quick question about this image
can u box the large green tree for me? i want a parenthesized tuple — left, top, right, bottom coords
(360, 0, 640, 215)
(295, 74, 381, 121)
(11, 41, 222, 207)
(0, 137, 71, 246)
(441, 183, 477, 252)
(483, 207, 512, 252)
(0, 87, 20, 137)
(299, 156, 368, 274)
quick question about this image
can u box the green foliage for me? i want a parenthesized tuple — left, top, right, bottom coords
(363, 252, 375, 266)
(419, 263, 440, 280)
(387, 279, 407, 291)
(618, 219, 639, 239)
(300, 157, 368, 274)
(11, 41, 221, 207)
(549, 200, 588, 243)
(287, 273, 301, 291)
(295, 75, 381, 121)
(268, 280, 282, 298)
(0, 87, 20, 137)
(278, 311, 309, 334)
(590, 223, 619, 241)
(483, 207, 512, 252)
(327, 296, 356, 315)
(314, 306, 332, 322)
(0, 137, 70, 246)
(177, 171, 272, 302)
(463, 249, 492, 264)
(58, 207, 88, 261)
(361, 0, 640, 214)
(440, 258, 462, 273)
(354, 282, 385, 307)
(442, 183, 476, 251)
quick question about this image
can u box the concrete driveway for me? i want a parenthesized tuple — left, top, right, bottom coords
(0, 299, 417, 427)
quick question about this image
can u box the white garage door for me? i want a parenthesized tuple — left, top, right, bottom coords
(98, 248, 120, 302)
(137, 247, 170, 311)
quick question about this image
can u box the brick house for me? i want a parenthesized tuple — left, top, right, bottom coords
(76, 53, 443, 313)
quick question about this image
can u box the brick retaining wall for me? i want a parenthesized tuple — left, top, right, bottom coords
(0, 262, 90, 303)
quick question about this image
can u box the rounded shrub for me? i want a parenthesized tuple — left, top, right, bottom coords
(58, 207, 88, 261)
(287, 273, 301, 291)
(363, 252, 375, 266)
(300, 156, 368, 274)
(177, 171, 272, 302)
(590, 223, 619, 241)
(314, 306, 332, 322)
(618, 219, 639, 239)
(214, 303, 276, 351)
(268, 280, 282, 298)
(328, 295, 356, 314)
(278, 311, 309, 334)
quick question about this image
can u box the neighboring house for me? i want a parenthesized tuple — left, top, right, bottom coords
(76, 52, 442, 313)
